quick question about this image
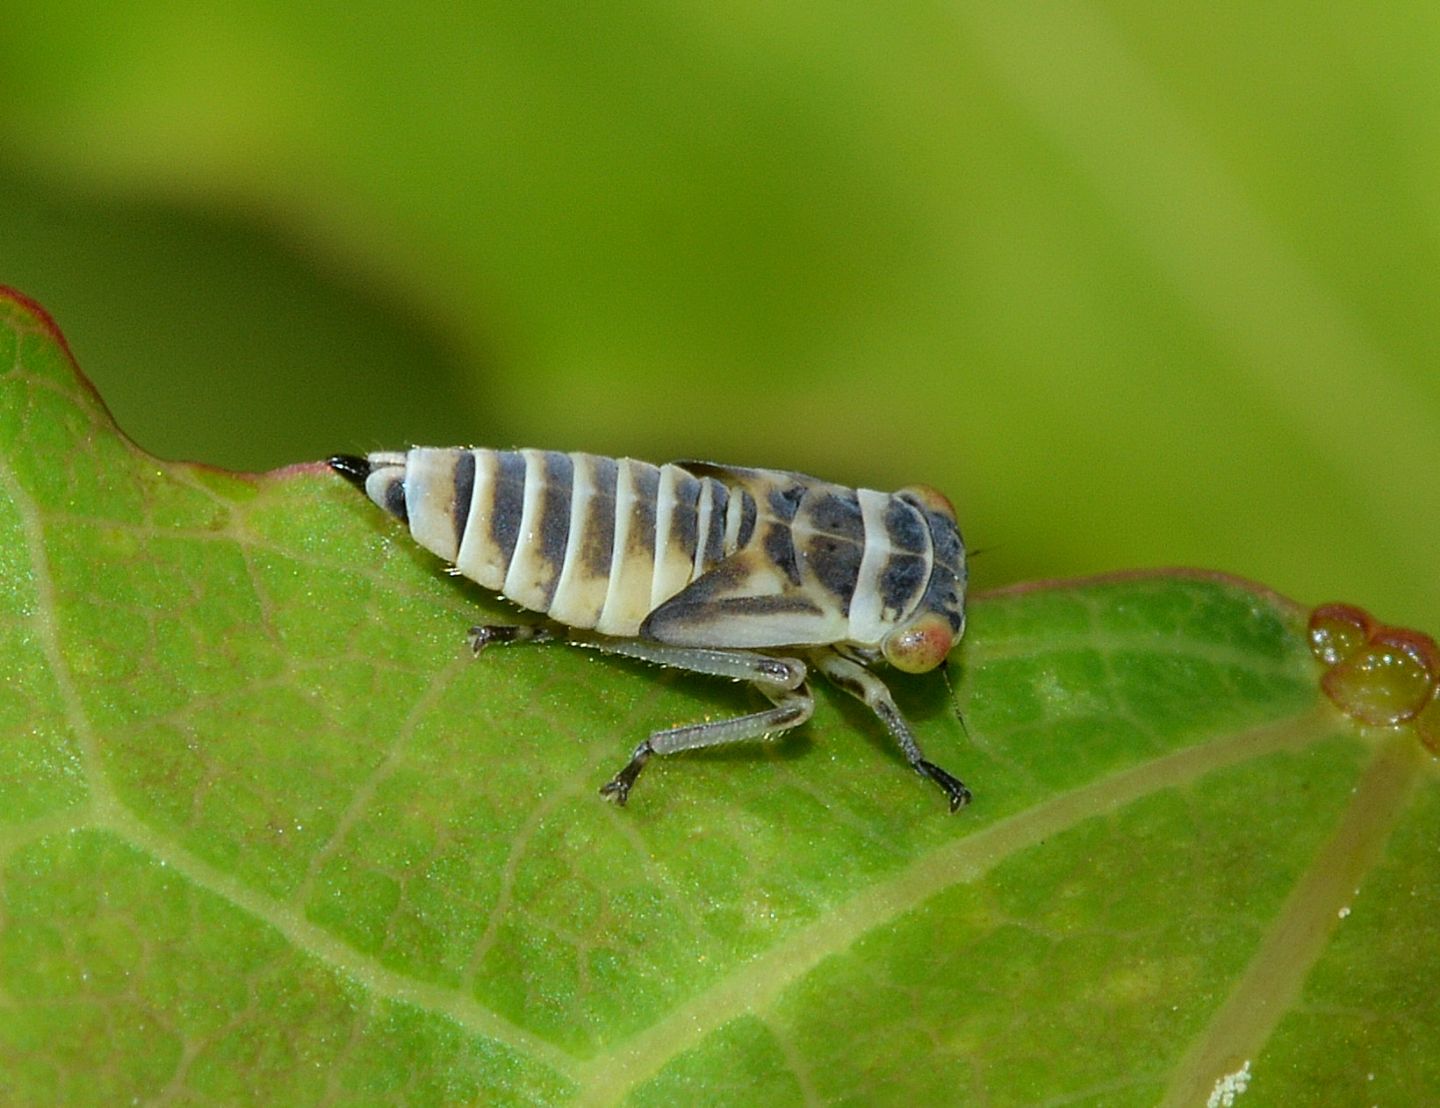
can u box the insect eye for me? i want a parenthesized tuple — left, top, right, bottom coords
(896, 484, 957, 522)
(883, 612, 956, 674)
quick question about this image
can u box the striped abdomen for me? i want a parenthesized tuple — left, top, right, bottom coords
(349, 447, 966, 654)
(359, 448, 748, 637)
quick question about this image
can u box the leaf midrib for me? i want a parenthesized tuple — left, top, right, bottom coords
(571, 708, 1344, 1103)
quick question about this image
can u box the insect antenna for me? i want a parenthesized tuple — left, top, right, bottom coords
(938, 658, 971, 739)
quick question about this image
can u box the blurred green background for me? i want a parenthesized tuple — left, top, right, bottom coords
(2, 3, 1436, 630)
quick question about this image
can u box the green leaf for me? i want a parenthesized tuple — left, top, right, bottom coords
(2, 289, 1436, 1105)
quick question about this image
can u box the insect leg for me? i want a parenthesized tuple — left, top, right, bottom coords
(467, 625, 807, 691)
(462, 624, 812, 804)
(810, 648, 972, 812)
(600, 680, 814, 806)
(564, 632, 806, 691)
(467, 624, 557, 653)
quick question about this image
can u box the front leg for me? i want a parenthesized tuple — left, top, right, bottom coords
(810, 648, 971, 812)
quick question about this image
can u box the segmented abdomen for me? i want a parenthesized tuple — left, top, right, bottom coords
(362, 448, 750, 637)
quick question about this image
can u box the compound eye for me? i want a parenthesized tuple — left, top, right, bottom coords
(897, 483, 956, 522)
(882, 611, 956, 674)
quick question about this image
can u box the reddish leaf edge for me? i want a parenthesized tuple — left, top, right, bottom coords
(975, 565, 1306, 616)
(9, 280, 1437, 738)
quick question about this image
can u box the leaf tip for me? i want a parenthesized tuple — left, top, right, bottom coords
(0, 285, 139, 454)
(0, 284, 79, 364)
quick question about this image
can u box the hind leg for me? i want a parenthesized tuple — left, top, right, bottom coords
(599, 679, 814, 805)
(464, 625, 813, 805)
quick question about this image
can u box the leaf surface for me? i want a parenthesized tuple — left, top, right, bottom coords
(1, 290, 1435, 1105)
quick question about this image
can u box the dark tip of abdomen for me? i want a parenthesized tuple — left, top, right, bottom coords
(328, 454, 372, 488)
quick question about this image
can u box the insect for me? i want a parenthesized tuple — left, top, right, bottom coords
(328, 447, 971, 810)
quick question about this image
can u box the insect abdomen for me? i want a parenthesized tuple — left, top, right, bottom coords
(361, 448, 739, 637)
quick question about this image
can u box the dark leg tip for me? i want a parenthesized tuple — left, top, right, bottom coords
(468, 624, 555, 655)
(917, 760, 972, 813)
(328, 454, 372, 488)
(599, 742, 653, 807)
(598, 779, 631, 806)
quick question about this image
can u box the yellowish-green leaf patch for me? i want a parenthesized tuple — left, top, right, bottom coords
(1, 289, 1436, 1105)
